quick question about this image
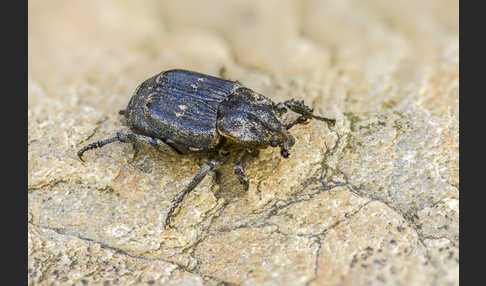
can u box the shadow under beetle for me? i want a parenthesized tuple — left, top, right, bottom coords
(78, 69, 335, 227)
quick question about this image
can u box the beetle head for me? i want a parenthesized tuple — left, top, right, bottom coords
(217, 88, 295, 158)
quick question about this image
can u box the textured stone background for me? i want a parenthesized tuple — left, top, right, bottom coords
(28, 0, 458, 285)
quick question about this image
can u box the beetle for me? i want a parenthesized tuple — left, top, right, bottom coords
(77, 69, 335, 227)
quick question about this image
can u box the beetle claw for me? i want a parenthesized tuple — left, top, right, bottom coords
(281, 149, 290, 158)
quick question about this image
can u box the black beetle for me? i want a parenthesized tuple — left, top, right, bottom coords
(78, 69, 335, 227)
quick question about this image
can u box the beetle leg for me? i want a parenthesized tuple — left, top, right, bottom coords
(165, 157, 226, 228)
(234, 149, 259, 192)
(77, 132, 180, 161)
(77, 135, 120, 161)
(281, 99, 335, 128)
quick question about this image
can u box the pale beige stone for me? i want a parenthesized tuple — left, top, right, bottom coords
(28, 223, 205, 285)
(311, 201, 436, 286)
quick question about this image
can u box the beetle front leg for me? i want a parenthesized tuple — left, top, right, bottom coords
(234, 149, 259, 192)
(165, 157, 226, 228)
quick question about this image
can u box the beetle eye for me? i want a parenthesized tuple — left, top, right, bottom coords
(275, 103, 287, 115)
(270, 138, 280, 147)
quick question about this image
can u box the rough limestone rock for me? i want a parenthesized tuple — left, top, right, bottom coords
(29, 0, 458, 285)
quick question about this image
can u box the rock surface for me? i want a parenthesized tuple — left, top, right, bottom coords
(28, 0, 458, 285)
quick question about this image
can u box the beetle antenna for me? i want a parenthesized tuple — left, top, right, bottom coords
(282, 99, 335, 128)
(286, 116, 308, 130)
(311, 114, 336, 126)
